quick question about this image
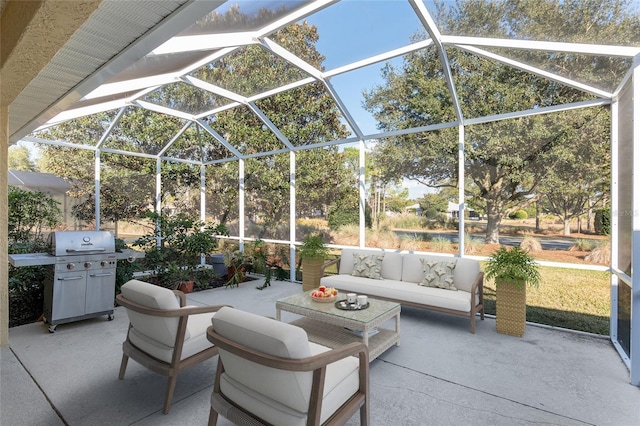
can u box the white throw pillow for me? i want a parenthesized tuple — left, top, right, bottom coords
(352, 253, 385, 279)
(419, 259, 457, 290)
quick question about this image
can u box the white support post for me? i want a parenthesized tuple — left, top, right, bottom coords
(359, 139, 366, 248)
(94, 150, 101, 231)
(239, 158, 245, 252)
(155, 158, 162, 248)
(290, 150, 297, 282)
(610, 95, 620, 347)
(629, 54, 640, 386)
(458, 125, 465, 256)
(200, 164, 206, 266)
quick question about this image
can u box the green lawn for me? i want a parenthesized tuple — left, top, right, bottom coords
(482, 265, 610, 335)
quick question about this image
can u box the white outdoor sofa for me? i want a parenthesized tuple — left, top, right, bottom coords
(320, 248, 485, 333)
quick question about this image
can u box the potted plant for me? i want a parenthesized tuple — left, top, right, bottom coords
(223, 246, 247, 287)
(484, 246, 541, 337)
(299, 233, 329, 292)
(133, 212, 228, 292)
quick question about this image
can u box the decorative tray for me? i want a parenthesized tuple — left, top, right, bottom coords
(335, 300, 369, 310)
(311, 295, 337, 303)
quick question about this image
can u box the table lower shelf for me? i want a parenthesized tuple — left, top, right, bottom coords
(289, 316, 400, 361)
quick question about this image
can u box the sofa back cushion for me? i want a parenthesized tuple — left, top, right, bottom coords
(211, 307, 313, 413)
(339, 249, 403, 281)
(402, 254, 479, 293)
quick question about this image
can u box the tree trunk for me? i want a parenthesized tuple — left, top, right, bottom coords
(563, 218, 571, 236)
(485, 201, 502, 244)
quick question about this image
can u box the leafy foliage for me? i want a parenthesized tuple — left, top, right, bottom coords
(363, 0, 638, 243)
(133, 212, 228, 288)
(594, 208, 611, 236)
(8, 186, 61, 243)
(298, 233, 329, 260)
(485, 246, 541, 288)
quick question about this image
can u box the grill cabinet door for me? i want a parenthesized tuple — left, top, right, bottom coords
(51, 271, 86, 321)
(85, 270, 116, 314)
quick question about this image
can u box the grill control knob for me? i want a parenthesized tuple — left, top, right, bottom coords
(84, 262, 92, 268)
(100, 261, 108, 267)
(66, 263, 75, 270)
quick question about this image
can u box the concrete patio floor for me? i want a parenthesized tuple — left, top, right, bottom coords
(1, 278, 638, 426)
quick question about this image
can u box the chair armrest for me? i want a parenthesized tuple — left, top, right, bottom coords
(179, 304, 232, 316)
(320, 258, 340, 277)
(470, 271, 484, 306)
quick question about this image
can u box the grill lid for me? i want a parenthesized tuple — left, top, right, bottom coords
(48, 231, 115, 256)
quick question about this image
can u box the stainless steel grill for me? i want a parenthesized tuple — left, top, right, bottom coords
(44, 231, 117, 333)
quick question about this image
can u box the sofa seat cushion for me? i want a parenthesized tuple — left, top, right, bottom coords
(321, 275, 472, 313)
(129, 309, 215, 363)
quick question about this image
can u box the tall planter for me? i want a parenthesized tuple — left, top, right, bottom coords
(485, 246, 540, 338)
(302, 257, 324, 292)
(299, 234, 329, 292)
(495, 279, 527, 337)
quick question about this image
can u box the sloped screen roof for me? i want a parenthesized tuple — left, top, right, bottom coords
(24, 0, 640, 163)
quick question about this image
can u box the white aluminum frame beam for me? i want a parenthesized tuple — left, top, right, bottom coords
(409, 0, 464, 124)
(443, 35, 640, 58)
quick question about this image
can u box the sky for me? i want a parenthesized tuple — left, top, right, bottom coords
(304, 1, 432, 199)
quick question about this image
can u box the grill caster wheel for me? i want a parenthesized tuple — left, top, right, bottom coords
(107, 314, 114, 321)
(48, 324, 57, 333)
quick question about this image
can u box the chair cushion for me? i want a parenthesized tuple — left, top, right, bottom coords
(121, 280, 184, 347)
(128, 309, 215, 363)
(212, 307, 313, 413)
(215, 340, 360, 426)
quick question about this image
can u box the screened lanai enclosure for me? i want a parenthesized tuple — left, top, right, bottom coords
(5, 0, 640, 385)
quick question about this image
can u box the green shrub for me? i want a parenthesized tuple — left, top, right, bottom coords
(509, 209, 528, 219)
(594, 208, 610, 235)
(8, 186, 61, 243)
(8, 240, 50, 327)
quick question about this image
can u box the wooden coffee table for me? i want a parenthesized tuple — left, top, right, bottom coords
(276, 291, 401, 361)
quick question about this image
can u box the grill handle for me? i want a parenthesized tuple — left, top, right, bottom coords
(65, 248, 106, 253)
(57, 276, 84, 281)
(90, 273, 114, 278)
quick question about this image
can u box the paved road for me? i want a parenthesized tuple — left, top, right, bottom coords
(395, 230, 575, 251)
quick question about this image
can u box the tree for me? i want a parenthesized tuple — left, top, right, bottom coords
(194, 10, 351, 235)
(364, 0, 638, 243)
(536, 109, 611, 235)
(8, 186, 61, 243)
(8, 146, 36, 171)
